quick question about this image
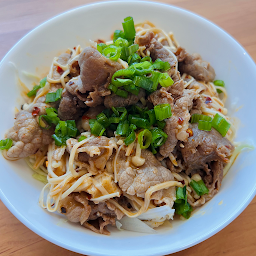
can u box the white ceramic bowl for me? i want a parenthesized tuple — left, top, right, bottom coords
(0, 1, 256, 256)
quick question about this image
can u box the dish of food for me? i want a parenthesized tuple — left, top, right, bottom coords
(1, 15, 244, 235)
(0, 1, 255, 255)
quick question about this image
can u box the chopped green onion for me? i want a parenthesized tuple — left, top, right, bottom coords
(116, 89, 128, 98)
(39, 77, 47, 87)
(116, 120, 129, 136)
(103, 45, 121, 61)
(174, 200, 193, 219)
(52, 134, 64, 146)
(154, 104, 172, 121)
(129, 115, 150, 129)
(97, 43, 107, 53)
(214, 80, 225, 93)
(108, 84, 117, 93)
(27, 77, 47, 97)
(27, 85, 41, 97)
(38, 115, 51, 129)
(133, 76, 153, 91)
(159, 73, 174, 87)
(89, 119, 105, 136)
(191, 114, 212, 123)
(151, 144, 157, 154)
(130, 61, 153, 76)
(78, 135, 87, 142)
(175, 186, 187, 204)
(66, 120, 78, 137)
(114, 37, 129, 47)
(97, 112, 110, 127)
(156, 120, 166, 129)
(145, 109, 156, 126)
(111, 107, 119, 116)
(113, 30, 126, 42)
(115, 78, 133, 87)
(151, 127, 168, 147)
(55, 121, 68, 137)
(127, 44, 139, 56)
(122, 16, 136, 40)
(190, 179, 209, 196)
(128, 53, 141, 65)
(0, 138, 13, 150)
(174, 186, 193, 219)
(109, 117, 120, 124)
(124, 130, 136, 146)
(141, 56, 152, 63)
(198, 120, 212, 131)
(45, 88, 63, 103)
(153, 59, 171, 71)
(212, 113, 231, 137)
(112, 69, 135, 86)
(123, 84, 140, 95)
(138, 129, 152, 149)
(150, 71, 162, 92)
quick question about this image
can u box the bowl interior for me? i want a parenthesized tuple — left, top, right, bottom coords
(0, 1, 256, 256)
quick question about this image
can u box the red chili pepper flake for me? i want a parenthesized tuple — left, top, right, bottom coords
(180, 180, 185, 185)
(69, 81, 74, 85)
(57, 66, 63, 74)
(219, 108, 222, 112)
(73, 47, 76, 50)
(32, 107, 40, 116)
(178, 117, 184, 125)
(186, 128, 193, 137)
(82, 115, 90, 120)
(96, 39, 105, 44)
(205, 97, 212, 104)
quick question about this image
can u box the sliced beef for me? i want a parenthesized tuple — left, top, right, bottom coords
(58, 89, 87, 121)
(77, 47, 122, 107)
(177, 48, 215, 82)
(116, 149, 175, 204)
(188, 161, 224, 207)
(104, 89, 145, 108)
(6, 110, 53, 159)
(135, 31, 178, 80)
(66, 136, 117, 174)
(59, 192, 123, 235)
(149, 87, 198, 158)
(180, 123, 234, 174)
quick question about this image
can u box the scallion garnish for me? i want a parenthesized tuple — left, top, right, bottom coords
(27, 77, 47, 97)
(190, 179, 209, 196)
(89, 119, 105, 136)
(116, 120, 129, 136)
(129, 115, 150, 129)
(45, 88, 63, 103)
(159, 73, 174, 87)
(191, 114, 212, 123)
(138, 129, 152, 149)
(152, 59, 171, 71)
(78, 135, 87, 142)
(154, 104, 172, 121)
(211, 113, 231, 137)
(214, 80, 225, 93)
(133, 76, 153, 92)
(122, 16, 136, 40)
(124, 130, 136, 146)
(174, 186, 193, 219)
(103, 45, 121, 61)
(151, 127, 168, 147)
(0, 138, 13, 150)
(113, 30, 126, 42)
(198, 120, 212, 131)
(97, 43, 107, 53)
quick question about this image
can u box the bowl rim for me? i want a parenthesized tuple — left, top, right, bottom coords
(0, 1, 256, 255)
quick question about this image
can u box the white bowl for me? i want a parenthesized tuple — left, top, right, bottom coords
(0, 1, 256, 256)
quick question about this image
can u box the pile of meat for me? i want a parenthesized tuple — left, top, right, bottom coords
(4, 30, 234, 234)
